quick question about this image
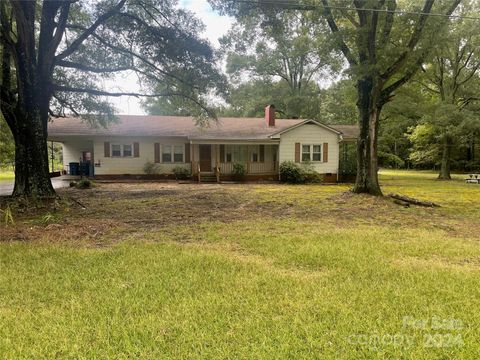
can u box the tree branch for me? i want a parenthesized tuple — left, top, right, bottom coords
(63, 24, 200, 89)
(380, 54, 427, 103)
(53, 85, 182, 98)
(49, 2, 71, 60)
(378, 0, 396, 48)
(56, 59, 132, 73)
(52, 93, 79, 117)
(380, 0, 435, 81)
(55, 0, 127, 61)
(458, 60, 480, 86)
(413, 79, 440, 94)
(342, 10, 360, 28)
(320, 0, 357, 66)
(53, 85, 216, 118)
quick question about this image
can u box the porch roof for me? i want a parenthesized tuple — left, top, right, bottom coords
(48, 115, 359, 141)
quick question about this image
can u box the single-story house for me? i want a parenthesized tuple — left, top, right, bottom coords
(48, 105, 359, 182)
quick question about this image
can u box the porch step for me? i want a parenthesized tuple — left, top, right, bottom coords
(199, 174, 218, 183)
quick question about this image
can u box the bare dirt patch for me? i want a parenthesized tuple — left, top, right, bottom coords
(2, 181, 479, 244)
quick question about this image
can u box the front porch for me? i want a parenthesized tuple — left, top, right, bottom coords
(189, 143, 279, 182)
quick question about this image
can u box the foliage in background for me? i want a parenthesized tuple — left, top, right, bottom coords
(0, 113, 14, 169)
(339, 142, 357, 176)
(318, 79, 357, 124)
(406, 2, 480, 179)
(217, 5, 341, 119)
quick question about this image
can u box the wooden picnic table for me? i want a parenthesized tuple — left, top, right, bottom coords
(466, 174, 480, 184)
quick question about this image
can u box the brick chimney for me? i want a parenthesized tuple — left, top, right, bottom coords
(265, 104, 275, 127)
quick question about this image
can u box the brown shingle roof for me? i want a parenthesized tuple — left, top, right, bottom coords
(48, 115, 358, 140)
(329, 124, 360, 140)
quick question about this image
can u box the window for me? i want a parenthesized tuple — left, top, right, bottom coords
(302, 144, 322, 162)
(112, 144, 122, 157)
(161, 144, 185, 163)
(312, 145, 322, 161)
(302, 145, 311, 162)
(123, 144, 132, 157)
(174, 145, 184, 163)
(111, 144, 132, 157)
(162, 145, 172, 163)
(251, 145, 259, 162)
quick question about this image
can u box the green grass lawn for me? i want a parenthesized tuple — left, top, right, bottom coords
(0, 170, 14, 182)
(1, 170, 479, 358)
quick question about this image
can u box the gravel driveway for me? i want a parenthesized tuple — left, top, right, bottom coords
(0, 177, 70, 196)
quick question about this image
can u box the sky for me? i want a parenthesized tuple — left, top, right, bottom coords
(108, 0, 233, 115)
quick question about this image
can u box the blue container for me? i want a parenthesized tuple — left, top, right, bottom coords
(69, 162, 80, 175)
(80, 162, 90, 176)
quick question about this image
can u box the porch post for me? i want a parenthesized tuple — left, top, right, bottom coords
(191, 143, 195, 174)
(247, 145, 250, 174)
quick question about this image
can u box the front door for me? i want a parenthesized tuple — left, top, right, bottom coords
(199, 145, 212, 172)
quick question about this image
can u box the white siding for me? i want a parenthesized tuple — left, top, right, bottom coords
(62, 139, 93, 170)
(279, 123, 340, 174)
(93, 137, 190, 175)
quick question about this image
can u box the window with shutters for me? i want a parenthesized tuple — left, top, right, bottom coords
(162, 145, 172, 162)
(312, 145, 322, 161)
(123, 144, 132, 157)
(302, 144, 322, 162)
(112, 144, 121, 157)
(111, 144, 132, 157)
(302, 145, 311, 161)
(173, 145, 184, 163)
(161, 144, 185, 163)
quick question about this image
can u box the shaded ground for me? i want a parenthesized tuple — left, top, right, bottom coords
(2, 172, 479, 243)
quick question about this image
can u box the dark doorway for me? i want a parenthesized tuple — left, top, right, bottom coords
(199, 145, 212, 172)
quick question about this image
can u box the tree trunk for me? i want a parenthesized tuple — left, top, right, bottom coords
(438, 136, 452, 180)
(352, 77, 383, 196)
(11, 110, 55, 198)
(4, 0, 56, 198)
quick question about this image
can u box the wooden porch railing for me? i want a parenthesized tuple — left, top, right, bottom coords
(191, 160, 277, 182)
(219, 162, 277, 175)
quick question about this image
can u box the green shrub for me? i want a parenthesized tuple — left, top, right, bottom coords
(144, 161, 160, 174)
(76, 179, 92, 189)
(232, 162, 246, 181)
(172, 166, 191, 180)
(301, 161, 324, 183)
(280, 161, 324, 184)
(279, 161, 305, 184)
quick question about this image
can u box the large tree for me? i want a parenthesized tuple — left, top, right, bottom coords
(220, 4, 341, 119)
(411, 1, 480, 179)
(210, 0, 461, 195)
(0, 0, 221, 198)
